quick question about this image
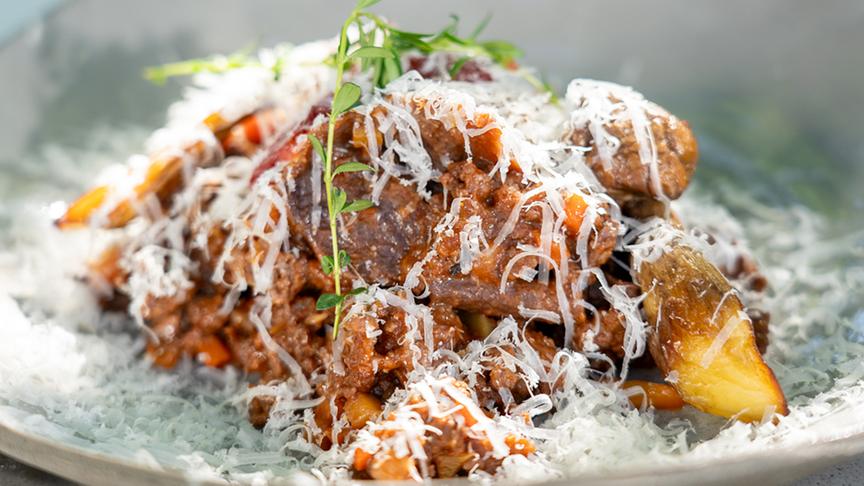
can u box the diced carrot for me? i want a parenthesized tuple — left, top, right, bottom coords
(55, 185, 109, 229)
(142, 153, 175, 186)
(532, 231, 569, 264)
(242, 113, 262, 145)
(468, 113, 502, 163)
(505, 435, 536, 456)
(563, 193, 588, 234)
(624, 380, 685, 410)
(350, 121, 384, 155)
(202, 112, 229, 132)
(455, 406, 478, 427)
(313, 400, 333, 443)
(220, 108, 286, 156)
(550, 240, 568, 263)
(197, 335, 231, 368)
(353, 448, 373, 472)
(147, 344, 180, 369)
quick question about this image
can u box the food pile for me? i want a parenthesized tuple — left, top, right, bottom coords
(56, 3, 787, 480)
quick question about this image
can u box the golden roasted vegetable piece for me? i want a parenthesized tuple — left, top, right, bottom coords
(637, 244, 788, 422)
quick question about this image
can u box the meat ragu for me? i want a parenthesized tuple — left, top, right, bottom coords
(58, 17, 787, 481)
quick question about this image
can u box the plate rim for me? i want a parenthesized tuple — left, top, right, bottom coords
(3, 415, 864, 485)
(0, 419, 224, 486)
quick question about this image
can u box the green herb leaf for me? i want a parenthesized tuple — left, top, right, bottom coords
(332, 82, 362, 115)
(272, 57, 285, 81)
(521, 71, 559, 103)
(449, 56, 470, 78)
(438, 30, 467, 47)
(356, 0, 381, 9)
(321, 255, 335, 275)
(333, 161, 374, 176)
(443, 14, 460, 36)
(337, 250, 351, 269)
(348, 46, 392, 62)
(542, 80, 560, 104)
(333, 188, 348, 213)
(143, 46, 260, 85)
(347, 287, 367, 296)
(470, 13, 493, 40)
(382, 56, 402, 86)
(308, 133, 326, 161)
(316, 293, 344, 310)
(341, 199, 375, 213)
(480, 40, 522, 63)
(387, 25, 432, 40)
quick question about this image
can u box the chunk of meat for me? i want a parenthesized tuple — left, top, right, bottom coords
(268, 113, 444, 286)
(416, 161, 618, 324)
(577, 308, 627, 358)
(566, 80, 698, 201)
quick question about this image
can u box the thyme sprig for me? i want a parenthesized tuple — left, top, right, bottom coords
(309, 0, 381, 339)
(143, 45, 285, 84)
(326, 7, 524, 90)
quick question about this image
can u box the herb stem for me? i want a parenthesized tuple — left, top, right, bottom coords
(324, 14, 355, 338)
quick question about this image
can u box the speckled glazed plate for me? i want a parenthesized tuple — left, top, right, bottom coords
(2, 413, 864, 486)
(1, 1, 863, 485)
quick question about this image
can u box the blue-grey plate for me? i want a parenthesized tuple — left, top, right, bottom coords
(1, 1, 863, 485)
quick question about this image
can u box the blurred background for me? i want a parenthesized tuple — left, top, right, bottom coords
(0, 0, 862, 484)
(1, 0, 863, 225)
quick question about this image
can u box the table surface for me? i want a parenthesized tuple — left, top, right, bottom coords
(0, 1, 861, 485)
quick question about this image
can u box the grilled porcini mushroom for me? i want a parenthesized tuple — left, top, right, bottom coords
(635, 237, 787, 422)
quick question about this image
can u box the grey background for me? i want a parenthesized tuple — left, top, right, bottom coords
(0, 0, 862, 484)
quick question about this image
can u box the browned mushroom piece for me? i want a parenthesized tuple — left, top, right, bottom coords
(566, 80, 698, 202)
(635, 237, 787, 422)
